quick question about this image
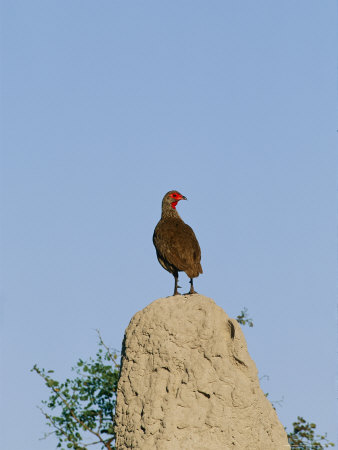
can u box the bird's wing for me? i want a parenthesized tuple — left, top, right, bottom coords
(153, 220, 201, 272)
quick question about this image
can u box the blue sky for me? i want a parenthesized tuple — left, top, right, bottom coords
(1, 1, 336, 448)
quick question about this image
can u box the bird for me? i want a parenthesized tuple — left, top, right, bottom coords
(153, 190, 203, 296)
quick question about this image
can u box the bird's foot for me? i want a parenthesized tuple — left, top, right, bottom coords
(183, 288, 198, 295)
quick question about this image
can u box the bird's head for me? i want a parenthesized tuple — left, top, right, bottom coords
(163, 190, 187, 210)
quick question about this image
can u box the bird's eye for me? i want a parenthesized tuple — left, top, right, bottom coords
(170, 192, 178, 199)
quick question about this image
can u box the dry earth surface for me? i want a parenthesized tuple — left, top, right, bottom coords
(115, 294, 290, 450)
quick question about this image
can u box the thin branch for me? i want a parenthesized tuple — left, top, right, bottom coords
(34, 368, 108, 448)
(38, 406, 77, 444)
(98, 409, 103, 431)
(85, 437, 113, 448)
(40, 406, 115, 449)
(96, 329, 118, 366)
(38, 431, 56, 441)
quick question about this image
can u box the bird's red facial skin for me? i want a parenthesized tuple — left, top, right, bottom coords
(170, 192, 182, 200)
(169, 192, 180, 209)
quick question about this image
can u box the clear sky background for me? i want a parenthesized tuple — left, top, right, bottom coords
(1, 1, 336, 449)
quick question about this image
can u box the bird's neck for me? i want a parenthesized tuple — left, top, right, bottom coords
(161, 204, 182, 220)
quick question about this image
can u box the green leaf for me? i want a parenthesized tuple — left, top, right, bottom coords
(46, 379, 59, 388)
(34, 332, 128, 449)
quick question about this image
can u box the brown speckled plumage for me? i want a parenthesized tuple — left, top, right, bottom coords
(153, 190, 203, 295)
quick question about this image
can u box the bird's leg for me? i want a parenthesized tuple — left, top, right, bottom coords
(189, 278, 197, 294)
(173, 272, 181, 296)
